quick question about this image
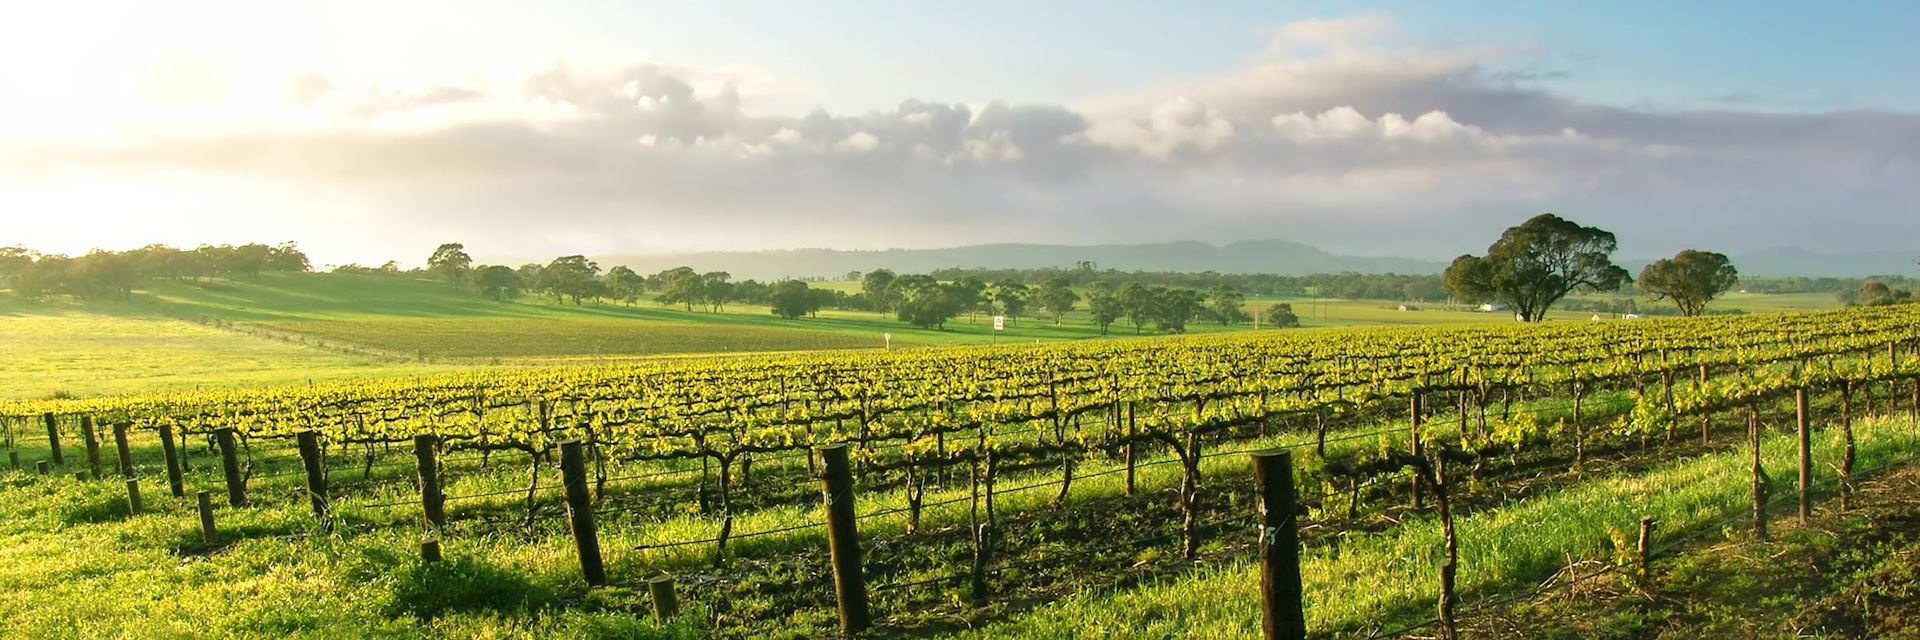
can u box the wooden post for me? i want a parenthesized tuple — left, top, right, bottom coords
(1571, 380, 1585, 474)
(648, 575, 680, 619)
(159, 425, 185, 498)
(113, 423, 133, 478)
(215, 428, 246, 507)
(1699, 364, 1711, 446)
(1428, 449, 1458, 640)
(560, 440, 606, 587)
(420, 539, 443, 563)
(1749, 406, 1769, 540)
(126, 478, 143, 515)
(296, 431, 328, 519)
(177, 427, 192, 473)
(1124, 402, 1136, 497)
(81, 416, 101, 479)
(1796, 388, 1811, 523)
(1253, 449, 1306, 640)
(1636, 516, 1654, 589)
(43, 412, 63, 465)
(817, 443, 870, 636)
(36, 460, 49, 475)
(197, 490, 217, 544)
(1409, 393, 1424, 510)
(1841, 382, 1857, 510)
(969, 451, 991, 605)
(1181, 430, 1202, 559)
(413, 435, 445, 529)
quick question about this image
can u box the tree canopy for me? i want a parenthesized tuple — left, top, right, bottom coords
(1443, 213, 1630, 322)
(427, 243, 473, 284)
(1638, 250, 1739, 316)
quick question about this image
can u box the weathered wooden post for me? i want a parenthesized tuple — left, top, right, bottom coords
(818, 443, 870, 636)
(197, 490, 218, 544)
(113, 423, 134, 478)
(1427, 448, 1459, 640)
(414, 435, 445, 529)
(159, 425, 185, 498)
(1841, 382, 1857, 510)
(296, 431, 329, 519)
(81, 416, 102, 479)
(1409, 392, 1424, 510)
(126, 478, 143, 515)
(1796, 388, 1811, 523)
(215, 428, 246, 507)
(1700, 364, 1711, 446)
(1123, 402, 1138, 496)
(43, 412, 63, 465)
(420, 539, 443, 563)
(1637, 516, 1654, 589)
(560, 440, 606, 587)
(36, 460, 49, 475)
(1253, 449, 1306, 640)
(1571, 380, 1586, 474)
(1749, 406, 1769, 540)
(648, 575, 680, 619)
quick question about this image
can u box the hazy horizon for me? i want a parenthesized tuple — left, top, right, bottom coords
(3, 2, 1917, 267)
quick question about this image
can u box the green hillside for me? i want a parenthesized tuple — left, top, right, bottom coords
(0, 272, 1839, 400)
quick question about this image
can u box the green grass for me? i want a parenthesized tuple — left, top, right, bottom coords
(0, 296, 451, 400)
(970, 416, 1920, 638)
(0, 273, 1843, 400)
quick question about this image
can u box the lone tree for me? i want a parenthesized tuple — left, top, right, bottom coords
(1262, 302, 1300, 328)
(892, 275, 966, 329)
(427, 243, 473, 284)
(1443, 213, 1630, 322)
(656, 267, 705, 311)
(471, 265, 522, 301)
(769, 280, 820, 319)
(1086, 283, 1122, 335)
(1036, 277, 1080, 324)
(1206, 284, 1246, 325)
(1638, 250, 1739, 316)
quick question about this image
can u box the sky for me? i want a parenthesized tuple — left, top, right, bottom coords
(1, 1, 1916, 267)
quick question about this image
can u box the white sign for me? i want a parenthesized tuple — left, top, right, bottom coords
(884, 333, 892, 349)
(993, 315, 1005, 331)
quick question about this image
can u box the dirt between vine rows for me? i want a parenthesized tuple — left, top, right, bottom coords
(1459, 462, 1920, 640)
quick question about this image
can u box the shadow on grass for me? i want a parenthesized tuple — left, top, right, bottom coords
(168, 518, 313, 557)
(346, 546, 558, 620)
(57, 491, 133, 525)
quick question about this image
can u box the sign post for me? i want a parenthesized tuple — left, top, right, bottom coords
(992, 315, 1004, 344)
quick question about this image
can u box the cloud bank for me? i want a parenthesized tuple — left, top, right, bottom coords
(3, 15, 1916, 265)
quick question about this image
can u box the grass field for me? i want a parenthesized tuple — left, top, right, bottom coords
(0, 272, 1843, 399)
(0, 296, 451, 399)
(2, 397, 1907, 638)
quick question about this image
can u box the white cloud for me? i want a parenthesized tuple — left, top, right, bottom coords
(1, 15, 1915, 262)
(1085, 97, 1235, 159)
(834, 131, 880, 154)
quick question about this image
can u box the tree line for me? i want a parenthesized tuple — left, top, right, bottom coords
(854, 269, 1297, 333)
(417, 243, 1301, 334)
(924, 265, 1451, 302)
(0, 243, 310, 301)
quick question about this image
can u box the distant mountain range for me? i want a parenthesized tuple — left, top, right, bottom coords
(504, 241, 1915, 281)
(589, 240, 1447, 280)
